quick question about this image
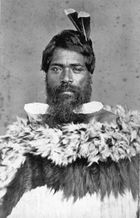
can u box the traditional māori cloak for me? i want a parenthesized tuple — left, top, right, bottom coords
(0, 103, 140, 218)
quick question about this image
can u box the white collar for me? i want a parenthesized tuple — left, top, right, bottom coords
(24, 101, 103, 119)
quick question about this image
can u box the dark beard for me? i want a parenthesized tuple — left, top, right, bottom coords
(45, 75, 92, 126)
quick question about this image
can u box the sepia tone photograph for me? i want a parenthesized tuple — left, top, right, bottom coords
(0, 0, 140, 217)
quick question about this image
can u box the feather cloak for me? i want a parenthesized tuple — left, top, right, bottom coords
(0, 105, 140, 218)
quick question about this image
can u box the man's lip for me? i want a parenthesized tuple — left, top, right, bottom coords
(60, 91, 74, 95)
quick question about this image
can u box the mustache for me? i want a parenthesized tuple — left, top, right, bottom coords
(52, 83, 80, 95)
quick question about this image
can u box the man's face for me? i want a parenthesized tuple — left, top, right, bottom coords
(46, 48, 92, 124)
(47, 48, 89, 90)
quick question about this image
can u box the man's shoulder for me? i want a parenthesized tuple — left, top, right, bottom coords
(89, 109, 117, 124)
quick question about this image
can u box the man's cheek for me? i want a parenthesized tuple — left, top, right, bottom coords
(48, 78, 59, 88)
(78, 79, 88, 90)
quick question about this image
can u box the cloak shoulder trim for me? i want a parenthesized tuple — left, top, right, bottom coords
(0, 105, 140, 204)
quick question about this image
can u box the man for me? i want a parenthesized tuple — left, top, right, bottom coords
(41, 28, 115, 127)
(24, 22, 115, 127)
(0, 9, 139, 218)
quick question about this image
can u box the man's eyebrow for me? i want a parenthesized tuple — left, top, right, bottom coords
(49, 63, 63, 67)
(70, 63, 85, 67)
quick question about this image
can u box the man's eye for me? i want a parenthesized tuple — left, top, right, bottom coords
(50, 66, 62, 73)
(72, 67, 85, 73)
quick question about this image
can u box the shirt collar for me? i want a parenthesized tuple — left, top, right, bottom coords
(24, 101, 103, 120)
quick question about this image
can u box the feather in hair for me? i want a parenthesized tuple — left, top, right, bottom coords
(78, 11, 91, 41)
(64, 9, 91, 41)
(64, 8, 82, 33)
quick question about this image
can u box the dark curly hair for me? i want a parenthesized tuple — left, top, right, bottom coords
(41, 29, 95, 74)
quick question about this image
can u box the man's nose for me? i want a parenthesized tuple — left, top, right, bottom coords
(60, 67, 73, 83)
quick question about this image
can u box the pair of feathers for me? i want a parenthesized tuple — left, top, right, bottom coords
(64, 8, 91, 41)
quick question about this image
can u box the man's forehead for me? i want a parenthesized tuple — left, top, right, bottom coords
(50, 48, 86, 65)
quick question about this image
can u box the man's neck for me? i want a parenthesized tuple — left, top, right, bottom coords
(45, 112, 89, 128)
